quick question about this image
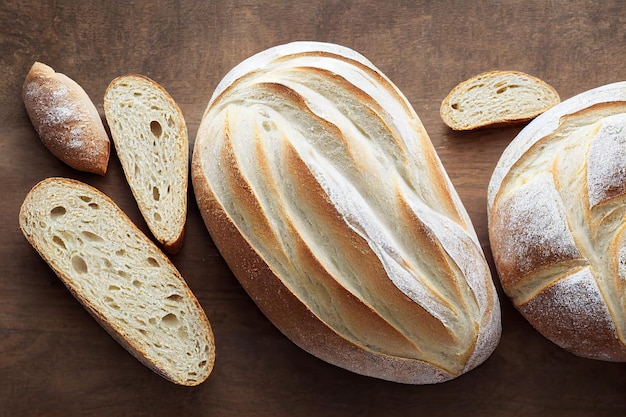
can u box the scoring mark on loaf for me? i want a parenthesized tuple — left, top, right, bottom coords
(490, 93, 626, 359)
(195, 43, 500, 380)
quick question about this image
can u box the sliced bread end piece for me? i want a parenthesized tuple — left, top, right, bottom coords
(103, 75, 188, 254)
(440, 70, 560, 131)
(19, 177, 215, 385)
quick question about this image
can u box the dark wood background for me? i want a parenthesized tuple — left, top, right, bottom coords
(1, 1, 625, 416)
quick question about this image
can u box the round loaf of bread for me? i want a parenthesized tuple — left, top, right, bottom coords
(192, 41, 501, 383)
(488, 81, 626, 361)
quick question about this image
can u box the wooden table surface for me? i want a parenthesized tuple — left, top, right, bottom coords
(2, 1, 625, 415)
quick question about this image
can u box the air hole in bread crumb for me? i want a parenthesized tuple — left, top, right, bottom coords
(71, 255, 88, 274)
(134, 92, 142, 97)
(108, 284, 120, 291)
(82, 231, 104, 242)
(451, 103, 459, 110)
(88, 203, 99, 210)
(146, 257, 159, 267)
(152, 186, 160, 201)
(166, 294, 183, 302)
(154, 212, 162, 222)
(52, 235, 66, 250)
(150, 120, 162, 137)
(132, 279, 142, 288)
(496, 86, 508, 94)
(161, 313, 179, 326)
(50, 206, 66, 220)
(79, 196, 92, 203)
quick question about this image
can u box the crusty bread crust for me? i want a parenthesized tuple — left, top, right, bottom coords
(192, 41, 501, 383)
(488, 82, 626, 361)
(440, 70, 560, 130)
(19, 178, 215, 385)
(23, 62, 110, 175)
(104, 74, 188, 254)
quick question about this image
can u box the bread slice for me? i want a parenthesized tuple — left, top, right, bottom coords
(103, 75, 188, 254)
(19, 177, 215, 385)
(23, 62, 110, 175)
(440, 70, 560, 130)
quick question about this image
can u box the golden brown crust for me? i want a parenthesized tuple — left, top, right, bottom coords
(22, 62, 110, 175)
(192, 41, 500, 383)
(191, 158, 456, 384)
(488, 82, 626, 361)
(517, 268, 626, 361)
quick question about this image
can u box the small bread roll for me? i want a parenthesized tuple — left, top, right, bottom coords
(22, 62, 110, 175)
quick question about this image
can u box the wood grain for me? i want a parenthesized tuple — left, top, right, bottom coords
(1, 1, 625, 416)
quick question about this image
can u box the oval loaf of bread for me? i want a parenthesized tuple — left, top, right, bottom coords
(440, 70, 560, 130)
(19, 177, 215, 385)
(104, 75, 188, 254)
(488, 81, 626, 361)
(192, 42, 501, 384)
(23, 62, 110, 175)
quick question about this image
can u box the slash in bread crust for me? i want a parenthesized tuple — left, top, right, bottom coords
(193, 42, 501, 383)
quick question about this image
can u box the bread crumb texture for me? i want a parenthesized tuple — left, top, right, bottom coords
(19, 178, 214, 385)
(104, 75, 188, 253)
(440, 70, 560, 130)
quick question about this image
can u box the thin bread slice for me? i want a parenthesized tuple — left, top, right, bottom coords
(104, 75, 188, 254)
(19, 177, 215, 385)
(440, 70, 560, 130)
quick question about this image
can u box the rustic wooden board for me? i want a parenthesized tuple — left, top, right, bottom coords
(1, 1, 625, 415)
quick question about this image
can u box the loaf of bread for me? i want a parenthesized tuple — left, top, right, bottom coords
(488, 81, 626, 360)
(440, 70, 560, 130)
(23, 62, 110, 175)
(19, 177, 215, 385)
(192, 41, 501, 384)
(104, 75, 188, 254)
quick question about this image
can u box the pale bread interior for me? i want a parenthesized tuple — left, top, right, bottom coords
(104, 75, 188, 253)
(19, 178, 214, 385)
(440, 71, 560, 130)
